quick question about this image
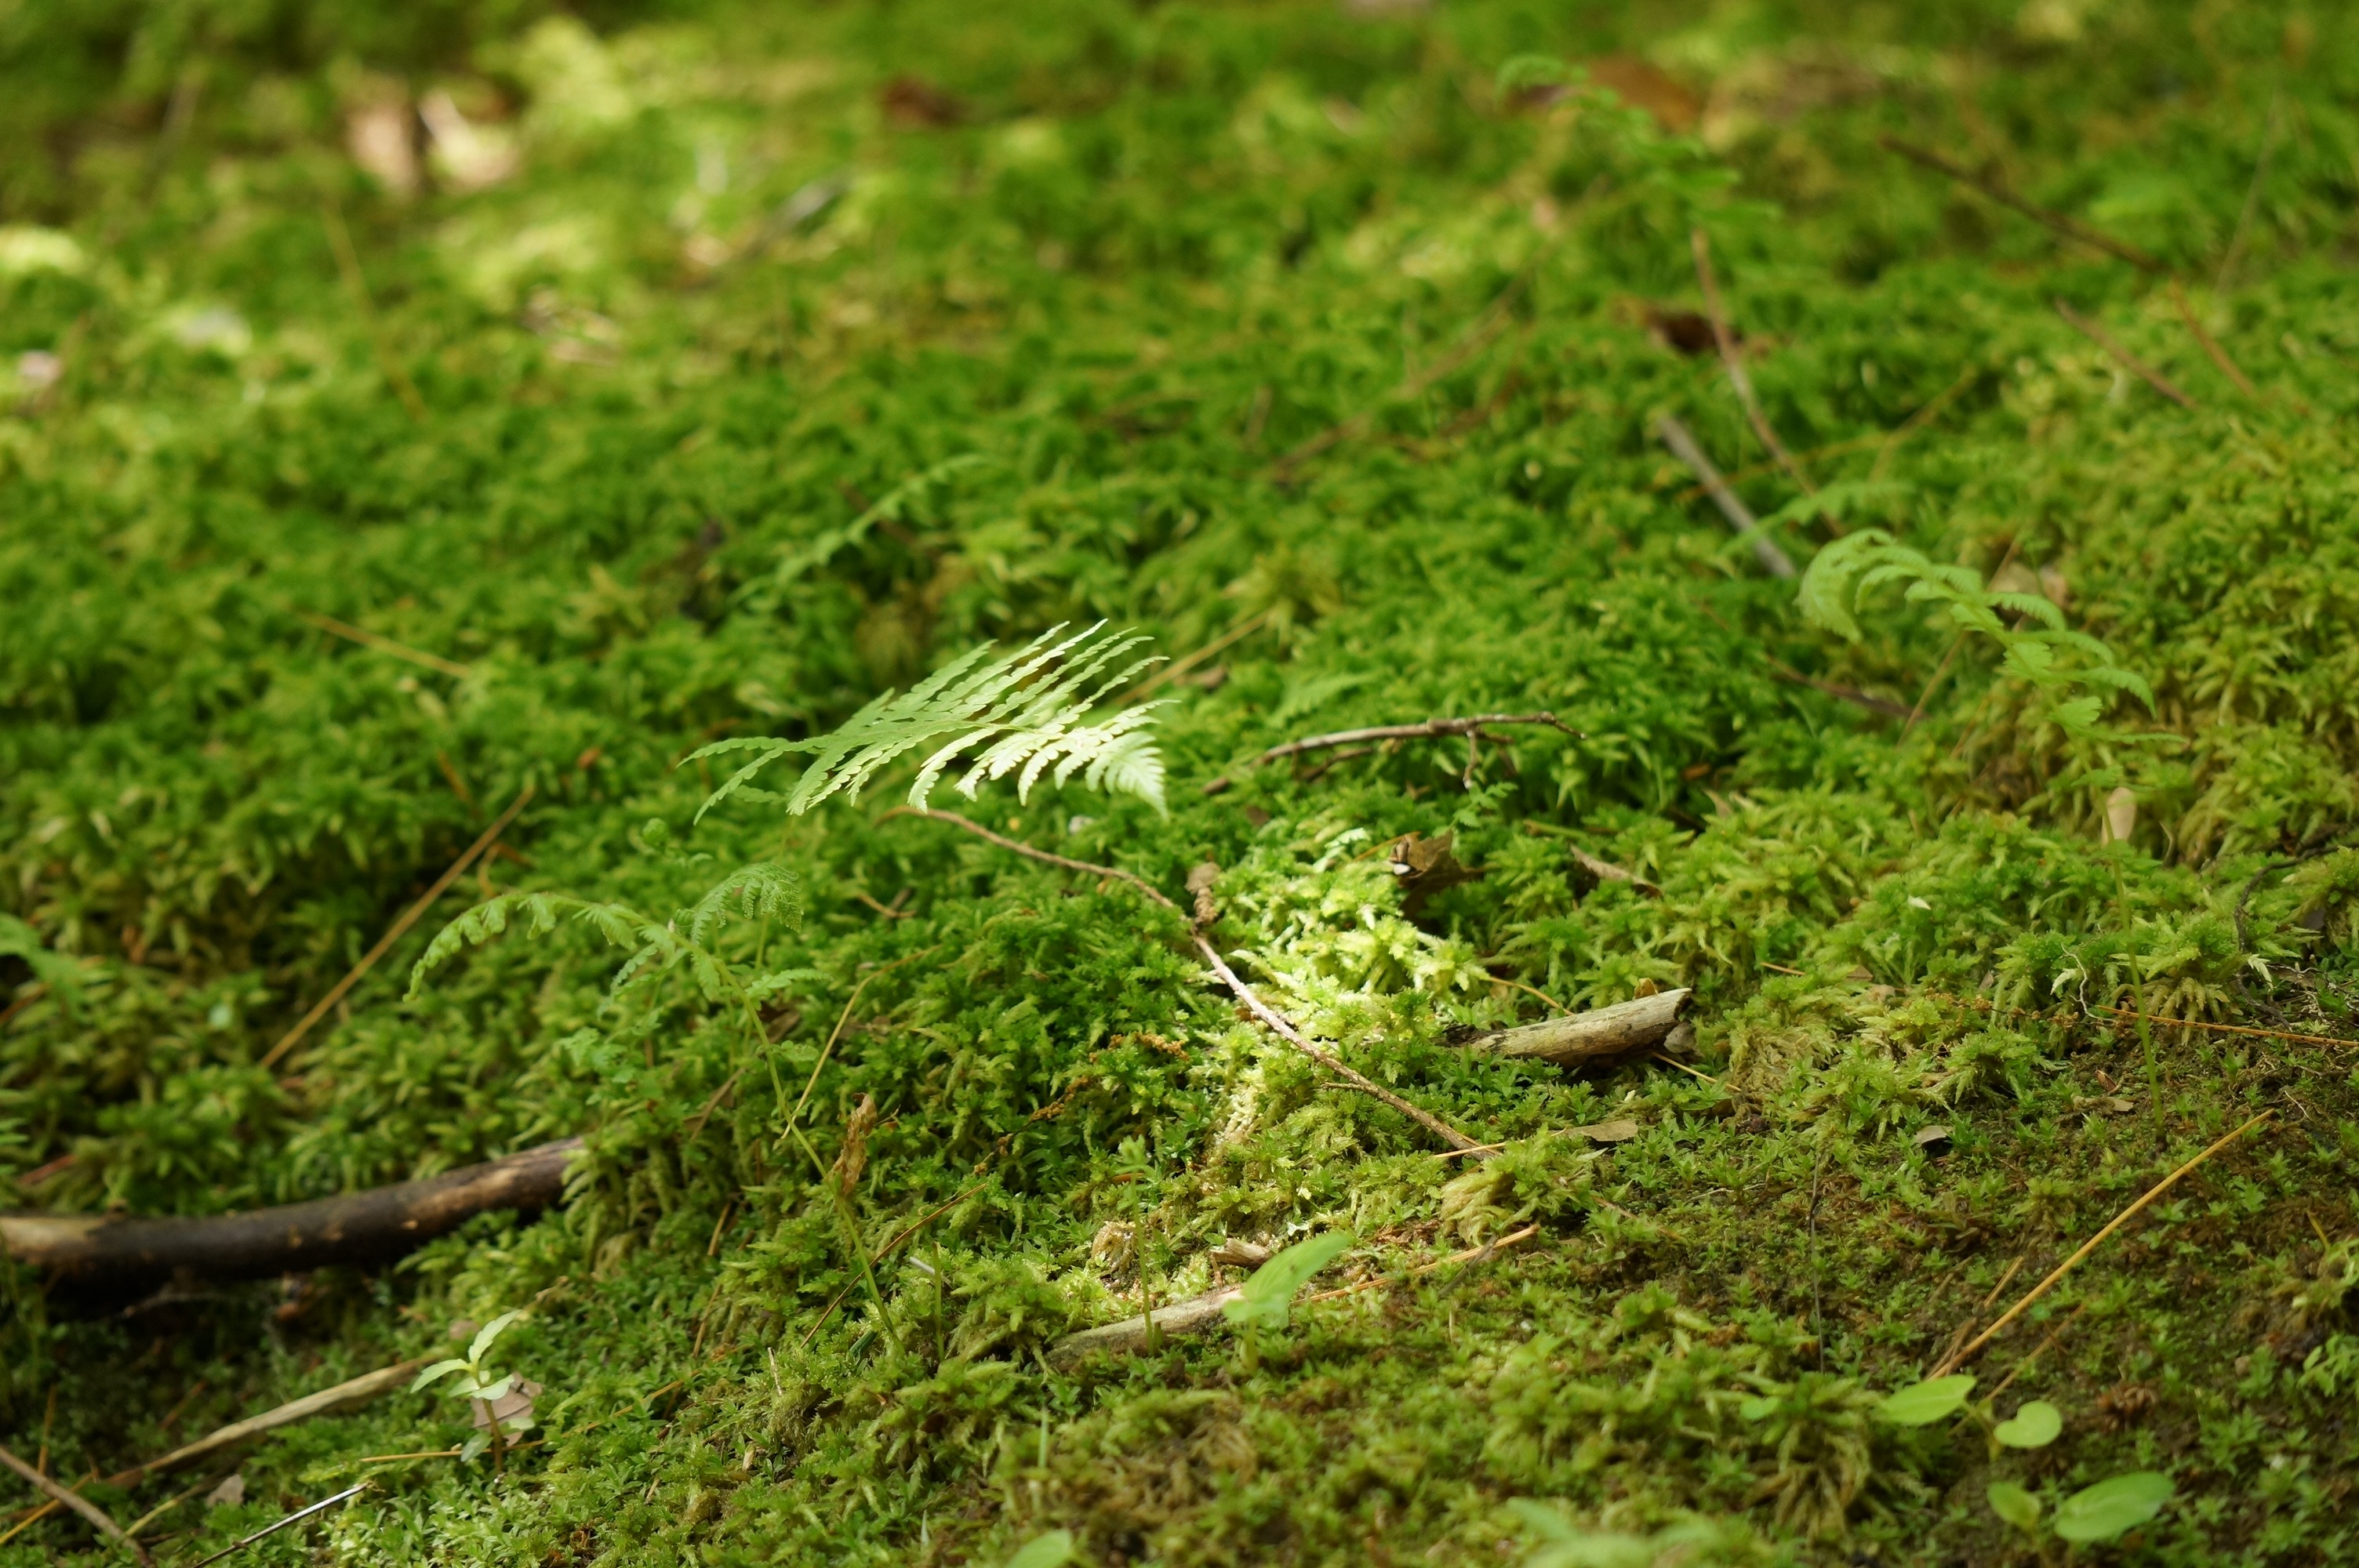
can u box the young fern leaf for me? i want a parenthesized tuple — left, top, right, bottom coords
(687, 622, 1171, 820)
(681, 861, 804, 948)
(1799, 528, 2154, 734)
(407, 866, 800, 1004)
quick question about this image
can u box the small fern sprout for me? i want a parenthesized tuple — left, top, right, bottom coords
(686, 621, 1172, 822)
(1800, 529, 2154, 736)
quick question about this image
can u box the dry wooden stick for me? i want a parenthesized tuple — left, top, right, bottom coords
(3, 1140, 578, 1294)
(1878, 136, 2165, 273)
(1269, 222, 1574, 477)
(1653, 416, 1798, 579)
(189, 1482, 367, 1568)
(2052, 300, 2199, 410)
(1931, 1112, 2270, 1377)
(882, 809, 1481, 1149)
(2167, 281, 2260, 401)
(1984, 1301, 2089, 1404)
(881, 807, 1179, 910)
(320, 200, 427, 422)
(1253, 713, 1581, 769)
(1190, 935, 1482, 1152)
(1125, 610, 1270, 700)
(1467, 989, 1691, 1068)
(293, 610, 471, 678)
(1691, 229, 1812, 493)
(1303, 1222, 1541, 1303)
(1870, 366, 1977, 481)
(260, 782, 534, 1070)
(2086, 1006, 2357, 1051)
(0, 1443, 147, 1564)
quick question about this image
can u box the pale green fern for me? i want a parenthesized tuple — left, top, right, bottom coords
(1800, 530, 2154, 735)
(687, 622, 1170, 819)
(405, 861, 801, 1004)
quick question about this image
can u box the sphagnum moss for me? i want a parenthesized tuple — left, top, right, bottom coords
(6, 2, 2359, 1563)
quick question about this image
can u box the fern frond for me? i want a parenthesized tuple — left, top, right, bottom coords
(687, 622, 1172, 818)
(681, 862, 805, 947)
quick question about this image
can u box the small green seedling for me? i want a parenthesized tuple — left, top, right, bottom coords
(1223, 1232, 1354, 1331)
(1986, 1471, 2175, 1544)
(1877, 1374, 1975, 1426)
(412, 1310, 536, 1464)
(1004, 1528, 1075, 1568)
(2052, 1472, 2174, 1543)
(1223, 1231, 1353, 1369)
(1993, 1399, 2062, 1449)
(1986, 1481, 2041, 1534)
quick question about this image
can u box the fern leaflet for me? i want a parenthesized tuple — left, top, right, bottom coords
(688, 622, 1170, 819)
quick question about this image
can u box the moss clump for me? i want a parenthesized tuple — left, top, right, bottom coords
(7, 1, 2359, 1563)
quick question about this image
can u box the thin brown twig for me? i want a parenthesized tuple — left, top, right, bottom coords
(1192, 935, 1483, 1152)
(1691, 228, 1812, 493)
(294, 610, 471, 678)
(1269, 223, 1572, 477)
(1984, 1301, 2089, 1404)
(1878, 136, 2166, 273)
(2216, 91, 2281, 294)
(779, 948, 931, 1145)
(2167, 281, 2260, 401)
(1125, 611, 1270, 701)
(1301, 1224, 1540, 1303)
(2086, 1007, 2358, 1051)
(881, 808, 1179, 910)
(261, 783, 535, 1070)
(1485, 971, 1568, 1015)
(189, 1483, 367, 1568)
(1653, 415, 1799, 579)
(319, 201, 427, 422)
(883, 807, 1485, 1152)
(0, 1444, 147, 1565)
(1870, 366, 1978, 481)
(2053, 299, 2200, 410)
(797, 1178, 994, 1349)
(1254, 713, 1580, 768)
(1932, 1112, 2270, 1377)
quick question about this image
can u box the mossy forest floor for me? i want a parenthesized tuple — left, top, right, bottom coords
(9, 2, 2359, 1563)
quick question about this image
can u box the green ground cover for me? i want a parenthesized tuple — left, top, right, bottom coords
(6, 0, 2359, 1561)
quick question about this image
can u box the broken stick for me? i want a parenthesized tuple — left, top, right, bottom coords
(2, 1137, 580, 1297)
(0, 1443, 148, 1564)
(1253, 712, 1581, 769)
(1470, 989, 1692, 1068)
(1653, 416, 1797, 579)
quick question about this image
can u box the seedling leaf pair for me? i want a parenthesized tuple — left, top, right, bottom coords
(1223, 1231, 1354, 1331)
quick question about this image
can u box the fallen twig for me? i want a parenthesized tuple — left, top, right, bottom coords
(1253, 713, 1580, 769)
(882, 808, 1484, 1152)
(2053, 300, 2198, 410)
(1303, 1222, 1541, 1302)
(1125, 610, 1270, 701)
(2167, 281, 2258, 401)
(293, 610, 471, 679)
(1691, 229, 1812, 493)
(2, 1139, 579, 1295)
(115, 1359, 430, 1484)
(1193, 936, 1483, 1151)
(1984, 1301, 2089, 1404)
(260, 783, 535, 1070)
(1047, 1225, 1540, 1365)
(1653, 416, 1797, 579)
(1877, 136, 2165, 273)
(0, 1443, 147, 1564)
(881, 807, 1179, 910)
(190, 1483, 367, 1568)
(1468, 989, 1692, 1068)
(1931, 1112, 2270, 1376)
(2086, 1006, 2357, 1051)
